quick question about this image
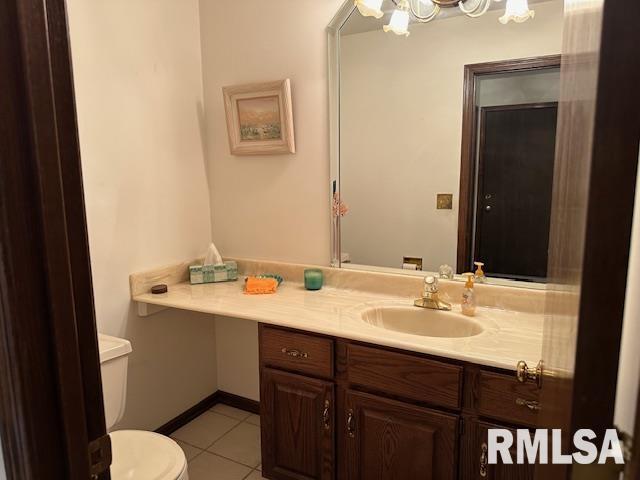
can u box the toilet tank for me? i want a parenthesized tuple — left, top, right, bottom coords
(98, 334, 132, 431)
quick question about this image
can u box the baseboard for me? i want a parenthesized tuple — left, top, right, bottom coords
(215, 390, 260, 415)
(155, 390, 259, 436)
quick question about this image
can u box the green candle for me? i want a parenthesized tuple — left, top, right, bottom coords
(304, 269, 323, 291)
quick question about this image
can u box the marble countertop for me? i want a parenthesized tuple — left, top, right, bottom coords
(133, 279, 543, 371)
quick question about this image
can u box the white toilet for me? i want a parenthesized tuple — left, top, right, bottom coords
(99, 333, 189, 480)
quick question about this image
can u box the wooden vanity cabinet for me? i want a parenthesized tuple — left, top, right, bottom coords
(342, 389, 458, 480)
(459, 366, 539, 480)
(260, 368, 335, 480)
(460, 420, 535, 480)
(259, 324, 538, 480)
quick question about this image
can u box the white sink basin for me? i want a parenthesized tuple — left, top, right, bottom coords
(360, 305, 483, 338)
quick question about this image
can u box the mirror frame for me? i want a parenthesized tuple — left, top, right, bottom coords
(326, 0, 552, 290)
(328, 0, 354, 268)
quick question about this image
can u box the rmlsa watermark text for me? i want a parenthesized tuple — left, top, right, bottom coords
(488, 429, 624, 465)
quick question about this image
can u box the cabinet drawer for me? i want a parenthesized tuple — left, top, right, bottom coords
(346, 344, 462, 409)
(260, 326, 334, 378)
(477, 371, 539, 427)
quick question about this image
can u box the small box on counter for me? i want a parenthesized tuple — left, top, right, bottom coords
(189, 265, 204, 284)
(190, 261, 238, 284)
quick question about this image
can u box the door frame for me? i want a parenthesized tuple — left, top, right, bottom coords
(535, 0, 640, 478)
(0, 0, 109, 478)
(457, 55, 562, 274)
(565, 0, 640, 438)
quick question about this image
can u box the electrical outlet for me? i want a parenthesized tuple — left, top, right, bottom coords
(437, 193, 453, 210)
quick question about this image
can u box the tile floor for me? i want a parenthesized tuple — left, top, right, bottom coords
(171, 404, 265, 480)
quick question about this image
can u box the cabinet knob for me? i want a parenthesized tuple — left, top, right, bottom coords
(516, 360, 543, 388)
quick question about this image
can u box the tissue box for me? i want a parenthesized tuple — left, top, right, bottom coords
(189, 265, 204, 284)
(190, 261, 238, 284)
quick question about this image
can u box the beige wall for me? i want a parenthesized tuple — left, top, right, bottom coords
(215, 316, 260, 400)
(340, 1, 563, 271)
(199, 0, 344, 265)
(198, 0, 344, 400)
(67, 0, 218, 430)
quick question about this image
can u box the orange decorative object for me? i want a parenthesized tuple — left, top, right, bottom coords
(332, 192, 349, 217)
(244, 276, 279, 295)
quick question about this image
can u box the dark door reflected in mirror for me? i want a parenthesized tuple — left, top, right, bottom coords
(458, 61, 560, 282)
(475, 102, 557, 282)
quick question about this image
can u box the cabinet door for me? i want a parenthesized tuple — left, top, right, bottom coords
(343, 389, 458, 480)
(463, 420, 534, 480)
(261, 368, 334, 480)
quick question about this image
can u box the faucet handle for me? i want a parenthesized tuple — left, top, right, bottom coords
(424, 275, 439, 294)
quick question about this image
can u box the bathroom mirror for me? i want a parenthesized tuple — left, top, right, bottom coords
(328, 0, 564, 287)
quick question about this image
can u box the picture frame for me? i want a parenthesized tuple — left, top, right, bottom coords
(222, 79, 296, 155)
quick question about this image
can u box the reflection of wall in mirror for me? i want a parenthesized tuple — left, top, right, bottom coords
(339, 0, 563, 272)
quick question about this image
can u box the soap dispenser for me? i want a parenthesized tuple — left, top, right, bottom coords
(473, 261, 486, 283)
(461, 273, 476, 317)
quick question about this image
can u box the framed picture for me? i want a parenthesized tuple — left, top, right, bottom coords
(222, 79, 296, 155)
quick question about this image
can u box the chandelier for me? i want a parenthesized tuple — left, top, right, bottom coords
(354, 0, 535, 36)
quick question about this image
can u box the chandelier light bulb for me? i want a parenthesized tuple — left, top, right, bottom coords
(354, 0, 384, 19)
(499, 0, 535, 24)
(383, 0, 411, 36)
(354, 0, 532, 33)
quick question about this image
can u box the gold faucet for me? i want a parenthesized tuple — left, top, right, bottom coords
(414, 276, 451, 311)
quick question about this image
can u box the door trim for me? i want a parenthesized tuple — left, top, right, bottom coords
(536, 0, 640, 478)
(457, 55, 562, 274)
(0, 0, 109, 478)
(567, 0, 640, 438)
